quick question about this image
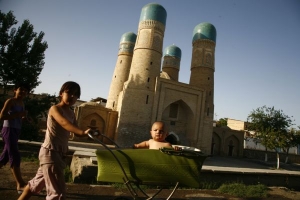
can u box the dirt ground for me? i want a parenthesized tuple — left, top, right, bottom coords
(1, 143, 300, 199)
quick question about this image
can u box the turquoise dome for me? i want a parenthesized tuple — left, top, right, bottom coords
(120, 32, 137, 43)
(192, 23, 217, 43)
(139, 3, 167, 25)
(164, 45, 181, 59)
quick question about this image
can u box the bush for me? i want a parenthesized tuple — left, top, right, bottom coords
(217, 183, 268, 198)
(64, 166, 73, 183)
(20, 121, 41, 141)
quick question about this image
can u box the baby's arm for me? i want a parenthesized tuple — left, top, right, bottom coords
(49, 105, 90, 136)
(133, 140, 149, 149)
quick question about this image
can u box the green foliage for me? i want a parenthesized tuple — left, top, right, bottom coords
(0, 93, 58, 141)
(20, 120, 41, 141)
(0, 10, 51, 141)
(216, 118, 228, 127)
(282, 127, 300, 153)
(20, 94, 58, 141)
(0, 10, 48, 94)
(217, 183, 268, 198)
(247, 106, 294, 152)
(64, 165, 73, 183)
(24, 94, 58, 123)
(21, 152, 39, 163)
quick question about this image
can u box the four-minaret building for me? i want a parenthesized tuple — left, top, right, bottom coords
(106, 3, 216, 153)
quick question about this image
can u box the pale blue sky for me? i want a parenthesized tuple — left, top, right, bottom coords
(1, 0, 299, 127)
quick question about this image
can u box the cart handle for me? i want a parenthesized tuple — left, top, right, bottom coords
(88, 130, 120, 148)
(87, 132, 131, 177)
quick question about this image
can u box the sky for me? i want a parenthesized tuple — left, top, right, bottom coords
(1, 0, 300, 127)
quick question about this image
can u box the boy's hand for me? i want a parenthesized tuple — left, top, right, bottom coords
(84, 129, 91, 135)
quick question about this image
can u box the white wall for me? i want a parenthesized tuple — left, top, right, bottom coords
(244, 137, 299, 155)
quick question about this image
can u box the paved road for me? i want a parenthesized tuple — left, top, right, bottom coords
(202, 155, 300, 174)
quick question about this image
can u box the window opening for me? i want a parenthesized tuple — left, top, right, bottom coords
(90, 119, 96, 127)
(169, 103, 179, 118)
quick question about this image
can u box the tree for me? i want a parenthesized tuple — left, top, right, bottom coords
(90, 97, 107, 103)
(0, 10, 51, 140)
(0, 10, 48, 94)
(20, 94, 58, 141)
(216, 118, 228, 127)
(281, 126, 300, 163)
(0, 93, 59, 141)
(247, 106, 294, 169)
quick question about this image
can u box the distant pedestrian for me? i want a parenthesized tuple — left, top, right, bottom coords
(0, 82, 31, 194)
(18, 81, 91, 200)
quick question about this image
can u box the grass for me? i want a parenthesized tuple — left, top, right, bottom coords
(22, 153, 39, 163)
(217, 182, 268, 198)
(64, 165, 73, 183)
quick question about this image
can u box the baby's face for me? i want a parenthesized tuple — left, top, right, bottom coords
(150, 122, 167, 142)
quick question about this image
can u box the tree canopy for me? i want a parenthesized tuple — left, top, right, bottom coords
(216, 118, 228, 127)
(21, 94, 59, 141)
(247, 105, 296, 166)
(0, 11, 53, 141)
(0, 10, 48, 94)
(247, 106, 294, 150)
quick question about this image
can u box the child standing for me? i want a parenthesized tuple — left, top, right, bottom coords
(133, 121, 172, 149)
(18, 81, 91, 200)
(0, 83, 30, 193)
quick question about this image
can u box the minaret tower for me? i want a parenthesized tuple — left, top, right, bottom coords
(106, 32, 137, 110)
(115, 3, 167, 146)
(162, 45, 181, 81)
(189, 22, 217, 151)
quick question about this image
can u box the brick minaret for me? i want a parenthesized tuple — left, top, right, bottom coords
(189, 22, 217, 152)
(115, 3, 167, 146)
(106, 32, 136, 110)
(162, 45, 181, 81)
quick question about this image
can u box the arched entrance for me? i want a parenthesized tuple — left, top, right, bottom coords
(211, 132, 221, 155)
(161, 100, 193, 146)
(225, 135, 240, 157)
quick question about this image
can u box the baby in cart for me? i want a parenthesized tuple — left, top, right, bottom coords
(133, 121, 173, 150)
(94, 120, 207, 196)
